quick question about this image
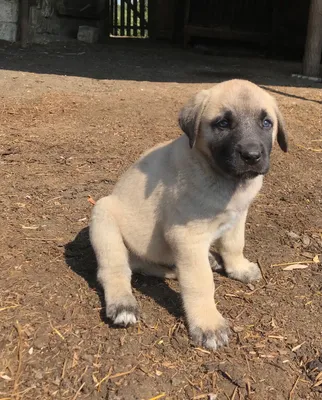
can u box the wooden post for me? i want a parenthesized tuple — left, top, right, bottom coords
(20, 0, 29, 48)
(98, 0, 110, 43)
(113, 0, 118, 35)
(120, 0, 125, 36)
(148, 0, 156, 40)
(139, 0, 145, 37)
(126, 0, 131, 36)
(302, 0, 322, 77)
(133, 0, 138, 36)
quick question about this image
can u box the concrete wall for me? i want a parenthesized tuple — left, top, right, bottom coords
(0, 0, 19, 42)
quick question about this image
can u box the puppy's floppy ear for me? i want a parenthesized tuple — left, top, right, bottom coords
(275, 106, 288, 152)
(178, 89, 210, 148)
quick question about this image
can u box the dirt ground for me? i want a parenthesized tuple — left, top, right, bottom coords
(0, 39, 321, 400)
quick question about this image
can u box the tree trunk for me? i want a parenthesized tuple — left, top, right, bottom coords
(302, 0, 322, 77)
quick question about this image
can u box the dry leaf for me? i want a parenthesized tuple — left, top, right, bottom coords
(313, 255, 320, 263)
(283, 264, 309, 271)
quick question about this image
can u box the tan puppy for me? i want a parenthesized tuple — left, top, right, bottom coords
(90, 79, 288, 350)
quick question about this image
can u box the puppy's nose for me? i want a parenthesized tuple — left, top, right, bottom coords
(239, 145, 262, 165)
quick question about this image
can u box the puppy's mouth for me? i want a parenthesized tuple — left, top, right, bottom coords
(213, 157, 270, 180)
(235, 168, 268, 180)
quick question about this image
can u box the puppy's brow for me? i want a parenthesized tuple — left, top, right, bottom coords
(260, 109, 268, 119)
(212, 110, 233, 123)
(223, 110, 233, 120)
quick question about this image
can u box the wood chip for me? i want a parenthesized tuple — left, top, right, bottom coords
(195, 347, 211, 354)
(231, 387, 238, 400)
(292, 341, 306, 352)
(148, 393, 166, 400)
(192, 394, 212, 400)
(289, 376, 300, 399)
(87, 195, 96, 205)
(71, 382, 85, 400)
(109, 365, 137, 380)
(1, 374, 12, 381)
(315, 371, 322, 382)
(95, 366, 113, 388)
(272, 261, 313, 267)
(283, 264, 309, 271)
(21, 225, 39, 230)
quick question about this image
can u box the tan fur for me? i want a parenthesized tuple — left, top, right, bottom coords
(90, 79, 287, 350)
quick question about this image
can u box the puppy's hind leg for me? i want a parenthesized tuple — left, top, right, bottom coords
(90, 196, 138, 327)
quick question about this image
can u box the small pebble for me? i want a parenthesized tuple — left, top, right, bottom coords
(35, 370, 43, 379)
(287, 231, 300, 240)
(302, 234, 310, 247)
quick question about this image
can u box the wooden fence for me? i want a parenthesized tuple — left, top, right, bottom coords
(110, 0, 148, 37)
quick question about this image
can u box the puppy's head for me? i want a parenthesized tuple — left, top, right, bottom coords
(179, 79, 288, 180)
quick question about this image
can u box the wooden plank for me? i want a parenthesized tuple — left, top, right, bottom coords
(124, 0, 142, 24)
(20, 0, 29, 48)
(120, 0, 125, 36)
(140, 0, 145, 36)
(109, 0, 114, 36)
(126, 0, 131, 36)
(183, 0, 191, 47)
(98, 0, 110, 42)
(302, 0, 322, 77)
(113, 0, 118, 35)
(123, 0, 147, 36)
(147, 0, 156, 39)
(133, 0, 138, 36)
(111, 0, 117, 36)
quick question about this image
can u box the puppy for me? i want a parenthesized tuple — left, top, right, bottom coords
(90, 79, 288, 350)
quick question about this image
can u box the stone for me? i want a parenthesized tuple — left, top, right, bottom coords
(302, 234, 311, 247)
(0, 0, 19, 23)
(77, 25, 99, 43)
(34, 370, 43, 380)
(286, 231, 300, 240)
(0, 22, 17, 42)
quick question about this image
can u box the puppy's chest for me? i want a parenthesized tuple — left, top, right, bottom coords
(209, 210, 239, 242)
(208, 183, 260, 241)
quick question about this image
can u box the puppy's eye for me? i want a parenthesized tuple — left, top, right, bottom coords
(262, 118, 272, 129)
(216, 119, 229, 129)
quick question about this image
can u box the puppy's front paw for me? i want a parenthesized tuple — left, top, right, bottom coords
(189, 317, 230, 351)
(106, 296, 139, 327)
(227, 261, 262, 283)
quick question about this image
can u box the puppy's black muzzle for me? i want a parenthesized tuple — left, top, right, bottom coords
(237, 142, 263, 166)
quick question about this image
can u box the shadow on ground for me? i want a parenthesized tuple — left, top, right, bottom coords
(1, 38, 322, 92)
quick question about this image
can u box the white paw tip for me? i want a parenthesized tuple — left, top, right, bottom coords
(204, 337, 218, 350)
(114, 311, 137, 326)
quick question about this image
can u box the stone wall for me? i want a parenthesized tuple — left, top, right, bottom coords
(29, 0, 105, 44)
(0, 0, 19, 42)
